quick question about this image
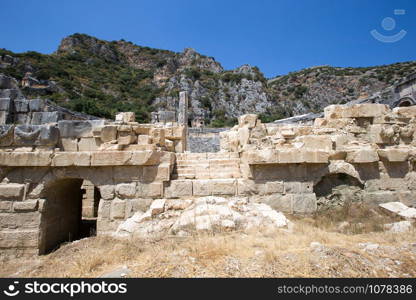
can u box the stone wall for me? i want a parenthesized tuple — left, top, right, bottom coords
(0, 103, 416, 256)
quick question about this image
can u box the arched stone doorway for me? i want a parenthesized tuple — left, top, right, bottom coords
(397, 97, 415, 107)
(38, 178, 101, 254)
(313, 173, 364, 210)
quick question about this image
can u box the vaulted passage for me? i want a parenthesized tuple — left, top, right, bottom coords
(38, 178, 99, 254)
(314, 173, 364, 209)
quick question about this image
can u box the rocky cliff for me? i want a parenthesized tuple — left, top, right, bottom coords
(1, 33, 416, 125)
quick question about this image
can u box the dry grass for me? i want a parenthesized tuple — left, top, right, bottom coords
(1, 216, 415, 278)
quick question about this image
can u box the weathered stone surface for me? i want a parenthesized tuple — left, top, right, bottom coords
(346, 149, 379, 163)
(292, 193, 317, 214)
(99, 185, 115, 200)
(58, 120, 104, 138)
(0, 125, 14, 146)
(238, 114, 258, 129)
(115, 196, 290, 238)
(116, 183, 137, 198)
(13, 200, 38, 212)
(150, 199, 165, 216)
(377, 149, 409, 162)
(52, 152, 91, 166)
(138, 182, 163, 198)
(110, 199, 126, 220)
(0, 184, 25, 200)
(91, 151, 132, 166)
(164, 180, 193, 198)
(0, 152, 52, 166)
(78, 137, 100, 151)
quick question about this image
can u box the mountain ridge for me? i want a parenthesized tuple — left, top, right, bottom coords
(1, 33, 415, 126)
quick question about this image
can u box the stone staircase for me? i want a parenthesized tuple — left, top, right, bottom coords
(173, 152, 241, 179)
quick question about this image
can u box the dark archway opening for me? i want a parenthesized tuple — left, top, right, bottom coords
(39, 178, 100, 254)
(313, 173, 364, 210)
(399, 100, 412, 107)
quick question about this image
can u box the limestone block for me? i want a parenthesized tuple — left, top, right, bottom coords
(142, 164, 171, 182)
(14, 125, 59, 146)
(302, 150, 329, 163)
(130, 150, 171, 166)
(278, 150, 303, 164)
(99, 185, 115, 200)
(193, 180, 211, 196)
(259, 194, 293, 213)
(325, 104, 387, 119)
(52, 152, 91, 166)
(0, 183, 25, 200)
(59, 138, 78, 152)
(113, 166, 143, 182)
(149, 128, 165, 146)
(137, 134, 151, 144)
(138, 182, 163, 198)
(100, 125, 118, 142)
(165, 139, 175, 152)
(164, 180, 193, 198)
(237, 179, 258, 195)
(165, 126, 185, 140)
(242, 150, 277, 164)
(91, 151, 132, 166)
(210, 179, 236, 196)
(116, 183, 137, 199)
(125, 144, 157, 151)
(0, 230, 39, 248)
(0, 125, 14, 146)
(13, 200, 38, 212)
(292, 193, 317, 214)
(377, 149, 409, 162)
(237, 126, 250, 149)
(111, 199, 126, 220)
(78, 137, 100, 151)
(0, 201, 12, 212)
(393, 106, 416, 118)
(129, 198, 153, 213)
(58, 120, 105, 138)
(238, 114, 258, 129)
(3, 152, 52, 166)
(115, 112, 135, 123)
(297, 135, 333, 151)
(150, 199, 165, 216)
(117, 132, 136, 145)
(265, 181, 284, 194)
(363, 191, 399, 205)
(133, 125, 151, 135)
(346, 149, 379, 163)
(340, 104, 389, 118)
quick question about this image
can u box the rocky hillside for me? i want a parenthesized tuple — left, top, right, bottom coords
(1, 33, 416, 126)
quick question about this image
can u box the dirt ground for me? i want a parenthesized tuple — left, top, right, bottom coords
(1, 204, 415, 278)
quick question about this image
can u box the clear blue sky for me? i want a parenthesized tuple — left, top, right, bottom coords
(1, 0, 415, 78)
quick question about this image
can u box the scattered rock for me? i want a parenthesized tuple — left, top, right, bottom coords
(384, 221, 412, 233)
(115, 196, 291, 238)
(100, 266, 130, 278)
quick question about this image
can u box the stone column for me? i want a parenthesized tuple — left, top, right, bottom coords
(178, 91, 189, 151)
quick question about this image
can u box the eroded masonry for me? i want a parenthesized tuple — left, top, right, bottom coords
(1, 77, 416, 255)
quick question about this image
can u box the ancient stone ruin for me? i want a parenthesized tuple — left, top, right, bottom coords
(0, 74, 416, 256)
